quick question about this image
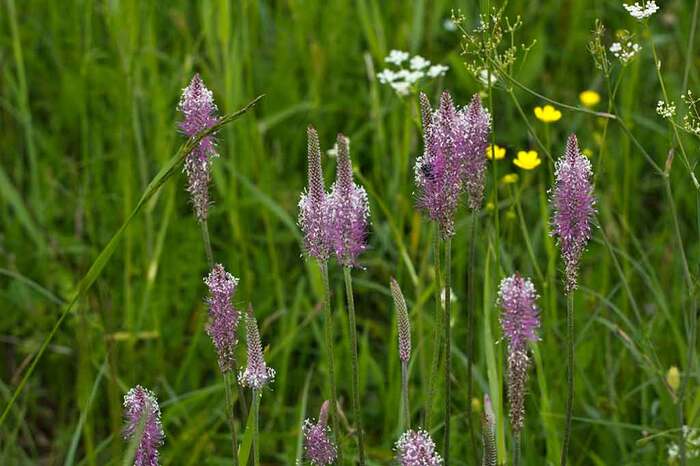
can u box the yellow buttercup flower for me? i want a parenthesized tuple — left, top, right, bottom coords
(579, 90, 601, 108)
(501, 173, 519, 184)
(486, 144, 506, 160)
(514, 150, 541, 170)
(534, 104, 562, 123)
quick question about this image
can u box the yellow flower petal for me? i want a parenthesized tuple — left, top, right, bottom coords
(486, 144, 506, 160)
(579, 90, 601, 108)
(501, 173, 519, 184)
(534, 104, 562, 123)
(514, 150, 541, 170)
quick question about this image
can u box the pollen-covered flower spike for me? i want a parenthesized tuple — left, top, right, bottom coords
(498, 273, 540, 433)
(415, 91, 490, 237)
(204, 264, 240, 373)
(463, 95, 491, 210)
(123, 385, 165, 466)
(481, 394, 497, 466)
(394, 429, 443, 466)
(551, 134, 595, 294)
(391, 277, 411, 363)
(299, 126, 331, 261)
(177, 73, 219, 221)
(238, 305, 275, 389)
(303, 400, 338, 465)
(327, 133, 370, 267)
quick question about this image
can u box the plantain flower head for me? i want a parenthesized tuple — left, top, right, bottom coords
(238, 306, 275, 389)
(204, 264, 240, 373)
(394, 429, 443, 466)
(123, 385, 165, 466)
(391, 277, 411, 363)
(303, 400, 338, 465)
(299, 126, 332, 261)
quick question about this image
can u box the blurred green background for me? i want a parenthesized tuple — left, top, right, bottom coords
(1, 0, 699, 464)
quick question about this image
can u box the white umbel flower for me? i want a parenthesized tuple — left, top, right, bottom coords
(409, 55, 431, 70)
(623, 1, 659, 20)
(386, 50, 410, 65)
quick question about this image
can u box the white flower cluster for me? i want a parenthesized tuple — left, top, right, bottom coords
(478, 69, 498, 88)
(656, 100, 676, 119)
(681, 90, 700, 136)
(609, 41, 642, 63)
(668, 426, 700, 461)
(623, 1, 659, 20)
(377, 50, 449, 96)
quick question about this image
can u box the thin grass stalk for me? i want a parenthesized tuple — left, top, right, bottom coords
(0, 95, 262, 427)
(443, 238, 452, 463)
(223, 372, 239, 466)
(319, 261, 341, 462)
(201, 220, 214, 268)
(560, 292, 574, 466)
(466, 211, 479, 456)
(401, 360, 410, 431)
(343, 267, 366, 466)
(425, 230, 442, 429)
(252, 388, 261, 466)
(513, 432, 521, 466)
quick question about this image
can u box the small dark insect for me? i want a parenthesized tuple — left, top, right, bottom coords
(420, 161, 436, 181)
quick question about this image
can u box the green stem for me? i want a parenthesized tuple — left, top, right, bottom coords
(252, 388, 261, 466)
(343, 267, 366, 466)
(560, 292, 574, 466)
(443, 238, 452, 464)
(425, 230, 442, 429)
(201, 219, 214, 268)
(223, 372, 239, 466)
(466, 212, 479, 458)
(401, 360, 410, 431)
(513, 431, 522, 466)
(319, 261, 341, 462)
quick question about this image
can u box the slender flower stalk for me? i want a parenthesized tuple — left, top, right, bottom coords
(204, 264, 241, 465)
(481, 395, 497, 466)
(391, 277, 411, 430)
(328, 134, 369, 465)
(303, 401, 338, 465)
(394, 429, 443, 466)
(498, 273, 541, 465)
(123, 385, 165, 466)
(299, 126, 340, 457)
(177, 73, 220, 265)
(443, 238, 452, 462)
(238, 306, 275, 466)
(550, 134, 595, 466)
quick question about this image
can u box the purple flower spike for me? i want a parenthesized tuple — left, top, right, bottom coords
(123, 385, 165, 466)
(551, 134, 595, 293)
(303, 400, 338, 465)
(177, 73, 219, 221)
(299, 126, 331, 261)
(462, 95, 491, 210)
(394, 429, 443, 466)
(204, 264, 240, 373)
(498, 273, 540, 433)
(391, 277, 411, 363)
(415, 92, 491, 237)
(238, 306, 275, 389)
(328, 134, 370, 267)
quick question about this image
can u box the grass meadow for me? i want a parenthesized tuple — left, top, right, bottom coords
(1, 0, 699, 464)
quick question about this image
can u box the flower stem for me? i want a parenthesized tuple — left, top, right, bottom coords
(319, 261, 342, 462)
(343, 267, 366, 466)
(513, 431, 522, 466)
(401, 360, 410, 431)
(560, 292, 574, 466)
(201, 219, 214, 268)
(466, 211, 479, 457)
(252, 388, 261, 466)
(425, 230, 442, 429)
(223, 372, 239, 466)
(443, 238, 452, 463)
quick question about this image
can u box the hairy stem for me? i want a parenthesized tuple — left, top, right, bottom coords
(425, 230, 442, 429)
(201, 219, 214, 268)
(343, 267, 366, 466)
(560, 292, 575, 466)
(319, 261, 342, 462)
(252, 388, 261, 466)
(223, 372, 239, 466)
(466, 211, 479, 458)
(401, 360, 410, 431)
(443, 238, 452, 463)
(513, 431, 521, 466)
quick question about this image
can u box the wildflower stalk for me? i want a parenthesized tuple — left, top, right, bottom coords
(251, 388, 261, 466)
(443, 238, 452, 463)
(401, 360, 410, 430)
(513, 432, 521, 466)
(560, 292, 574, 466)
(319, 261, 341, 462)
(223, 372, 239, 466)
(425, 231, 442, 429)
(343, 267, 366, 466)
(466, 211, 479, 454)
(201, 220, 214, 268)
